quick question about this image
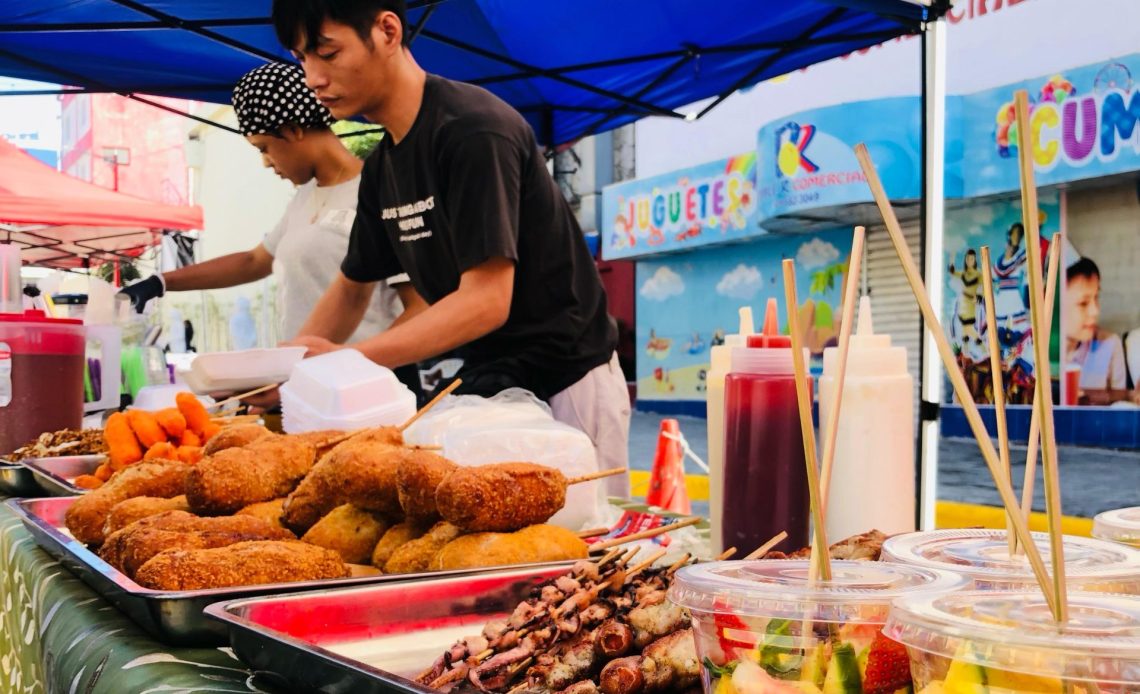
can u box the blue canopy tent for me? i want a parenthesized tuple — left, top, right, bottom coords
(0, 0, 951, 528)
(0, 1, 942, 146)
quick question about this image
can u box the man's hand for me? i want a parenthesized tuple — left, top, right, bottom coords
(118, 275, 164, 313)
(285, 335, 343, 358)
(240, 385, 281, 412)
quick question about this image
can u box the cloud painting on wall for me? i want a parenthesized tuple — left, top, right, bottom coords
(639, 266, 686, 301)
(716, 263, 763, 299)
(796, 238, 840, 269)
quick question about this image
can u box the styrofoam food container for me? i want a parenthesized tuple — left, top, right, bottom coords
(283, 350, 406, 416)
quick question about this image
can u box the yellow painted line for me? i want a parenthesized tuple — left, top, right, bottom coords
(629, 472, 1093, 537)
(936, 500, 1093, 537)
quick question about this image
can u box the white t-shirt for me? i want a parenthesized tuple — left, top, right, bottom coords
(263, 175, 404, 342)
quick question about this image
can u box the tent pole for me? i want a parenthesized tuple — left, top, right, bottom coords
(917, 15, 947, 531)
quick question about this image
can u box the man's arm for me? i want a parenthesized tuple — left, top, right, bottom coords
(390, 283, 430, 329)
(290, 257, 513, 367)
(163, 244, 274, 291)
(295, 272, 376, 343)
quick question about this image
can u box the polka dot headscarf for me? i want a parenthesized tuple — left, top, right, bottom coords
(232, 62, 335, 136)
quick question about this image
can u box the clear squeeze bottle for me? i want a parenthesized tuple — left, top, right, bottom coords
(706, 306, 754, 554)
(820, 296, 915, 540)
(722, 298, 809, 555)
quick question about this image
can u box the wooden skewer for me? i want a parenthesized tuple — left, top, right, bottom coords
(783, 259, 832, 583)
(212, 406, 242, 418)
(624, 549, 669, 582)
(981, 245, 1016, 555)
(400, 378, 463, 432)
(208, 383, 279, 411)
(715, 547, 738, 561)
(744, 531, 789, 561)
(566, 467, 627, 486)
(1016, 234, 1061, 555)
(589, 516, 702, 552)
(210, 414, 261, 425)
(1013, 90, 1067, 622)
(819, 226, 866, 512)
(666, 553, 693, 575)
(854, 141, 1058, 618)
(617, 545, 642, 564)
(595, 547, 627, 569)
(577, 527, 611, 539)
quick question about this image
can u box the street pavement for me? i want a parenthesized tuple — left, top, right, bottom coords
(627, 411, 1138, 520)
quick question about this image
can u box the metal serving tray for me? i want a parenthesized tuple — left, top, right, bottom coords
(0, 462, 42, 497)
(20, 454, 105, 496)
(207, 565, 571, 694)
(10, 496, 574, 648)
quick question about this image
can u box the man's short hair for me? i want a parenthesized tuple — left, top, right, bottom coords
(272, 0, 409, 51)
(1067, 257, 1101, 283)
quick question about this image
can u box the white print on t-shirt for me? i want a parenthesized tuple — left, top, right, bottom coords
(400, 230, 434, 242)
(383, 195, 436, 243)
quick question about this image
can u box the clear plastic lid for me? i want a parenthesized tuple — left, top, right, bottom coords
(887, 590, 1140, 685)
(669, 559, 967, 624)
(882, 529, 1140, 590)
(1093, 507, 1140, 547)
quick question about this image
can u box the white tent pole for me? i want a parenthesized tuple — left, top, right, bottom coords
(918, 15, 947, 531)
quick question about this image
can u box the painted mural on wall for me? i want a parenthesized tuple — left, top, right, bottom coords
(601, 153, 760, 260)
(942, 192, 1061, 405)
(636, 229, 853, 401)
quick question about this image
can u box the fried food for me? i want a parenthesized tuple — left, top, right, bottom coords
(371, 521, 428, 569)
(176, 445, 204, 465)
(127, 409, 167, 449)
(180, 429, 201, 447)
(186, 436, 316, 515)
(103, 411, 143, 471)
(143, 441, 178, 461)
(99, 510, 294, 577)
(396, 451, 458, 524)
(300, 504, 390, 564)
(236, 497, 288, 529)
(64, 459, 190, 546)
(348, 563, 382, 577)
(436, 462, 567, 532)
(431, 524, 588, 571)
(102, 495, 190, 536)
(283, 430, 352, 458)
(176, 392, 212, 437)
(202, 423, 272, 456)
(134, 540, 349, 590)
(281, 437, 405, 534)
(73, 474, 103, 490)
(155, 408, 186, 439)
(384, 521, 462, 574)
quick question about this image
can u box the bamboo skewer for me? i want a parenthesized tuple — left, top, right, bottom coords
(208, 383, 278, 411)
(577, 527, 611, 539)
(783, 260, 832, 582)
(744, 531, 789, 560)
(625, 549, 669, 582)
(618, 546, 642, 565)
(1016, 235, 1061, 554)
(819, 226, 866, 512)
(588, 516, 702, 552)
(980, 246, 1016, 555)
(666, 553, 693, 574)
(853, 142, 1058, 618)
(566, 467, 627, 486)
(715, 547, 738, 561)
(400, 378, 463, 432)
(1013, 90, 1067, 621)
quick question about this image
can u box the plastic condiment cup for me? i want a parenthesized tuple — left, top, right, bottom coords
(887, 590, 1140, 691)
(1093, 507, 1140, 550)
(882, 529, 1140, 595)
(669, 560, 968, 694)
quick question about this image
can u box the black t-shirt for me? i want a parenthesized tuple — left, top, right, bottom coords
(342, 74, 617, 400)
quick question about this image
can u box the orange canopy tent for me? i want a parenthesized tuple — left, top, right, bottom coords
(0, 136, 202, 269)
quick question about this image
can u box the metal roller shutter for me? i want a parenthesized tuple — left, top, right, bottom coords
(863, 222, 923, 408)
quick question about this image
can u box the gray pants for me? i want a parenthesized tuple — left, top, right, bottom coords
(549, 352, 632, 498)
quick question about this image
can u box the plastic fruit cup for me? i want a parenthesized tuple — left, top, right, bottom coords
(887, 590, 1140, 692)
(1093, 507, 1140, 550)
(882, 529, 1140, 594)
(668, 560, 968, 694)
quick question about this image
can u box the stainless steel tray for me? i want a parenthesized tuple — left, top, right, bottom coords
(0, 462, 42, 497)
(207, 565, 571, 694)
(20, 455, 105, 496)
(10, 496, 574, 648)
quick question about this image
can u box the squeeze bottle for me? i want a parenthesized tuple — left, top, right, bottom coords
(820, 296, 915, 540)
(706, 306, 754, 554)
(722, 298, 809, 555)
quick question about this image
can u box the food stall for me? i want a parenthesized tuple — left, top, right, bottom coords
(9, 3, 1132, 694)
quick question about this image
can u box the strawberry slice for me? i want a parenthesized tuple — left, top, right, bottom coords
(863, 632, 912, 694)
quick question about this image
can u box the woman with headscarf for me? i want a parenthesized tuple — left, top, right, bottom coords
(120, 62, 414, 393)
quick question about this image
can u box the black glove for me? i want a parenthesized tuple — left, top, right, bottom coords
(118, 275, 165, 313)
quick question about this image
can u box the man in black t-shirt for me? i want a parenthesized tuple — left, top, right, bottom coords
(273, 0, 630, 494)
